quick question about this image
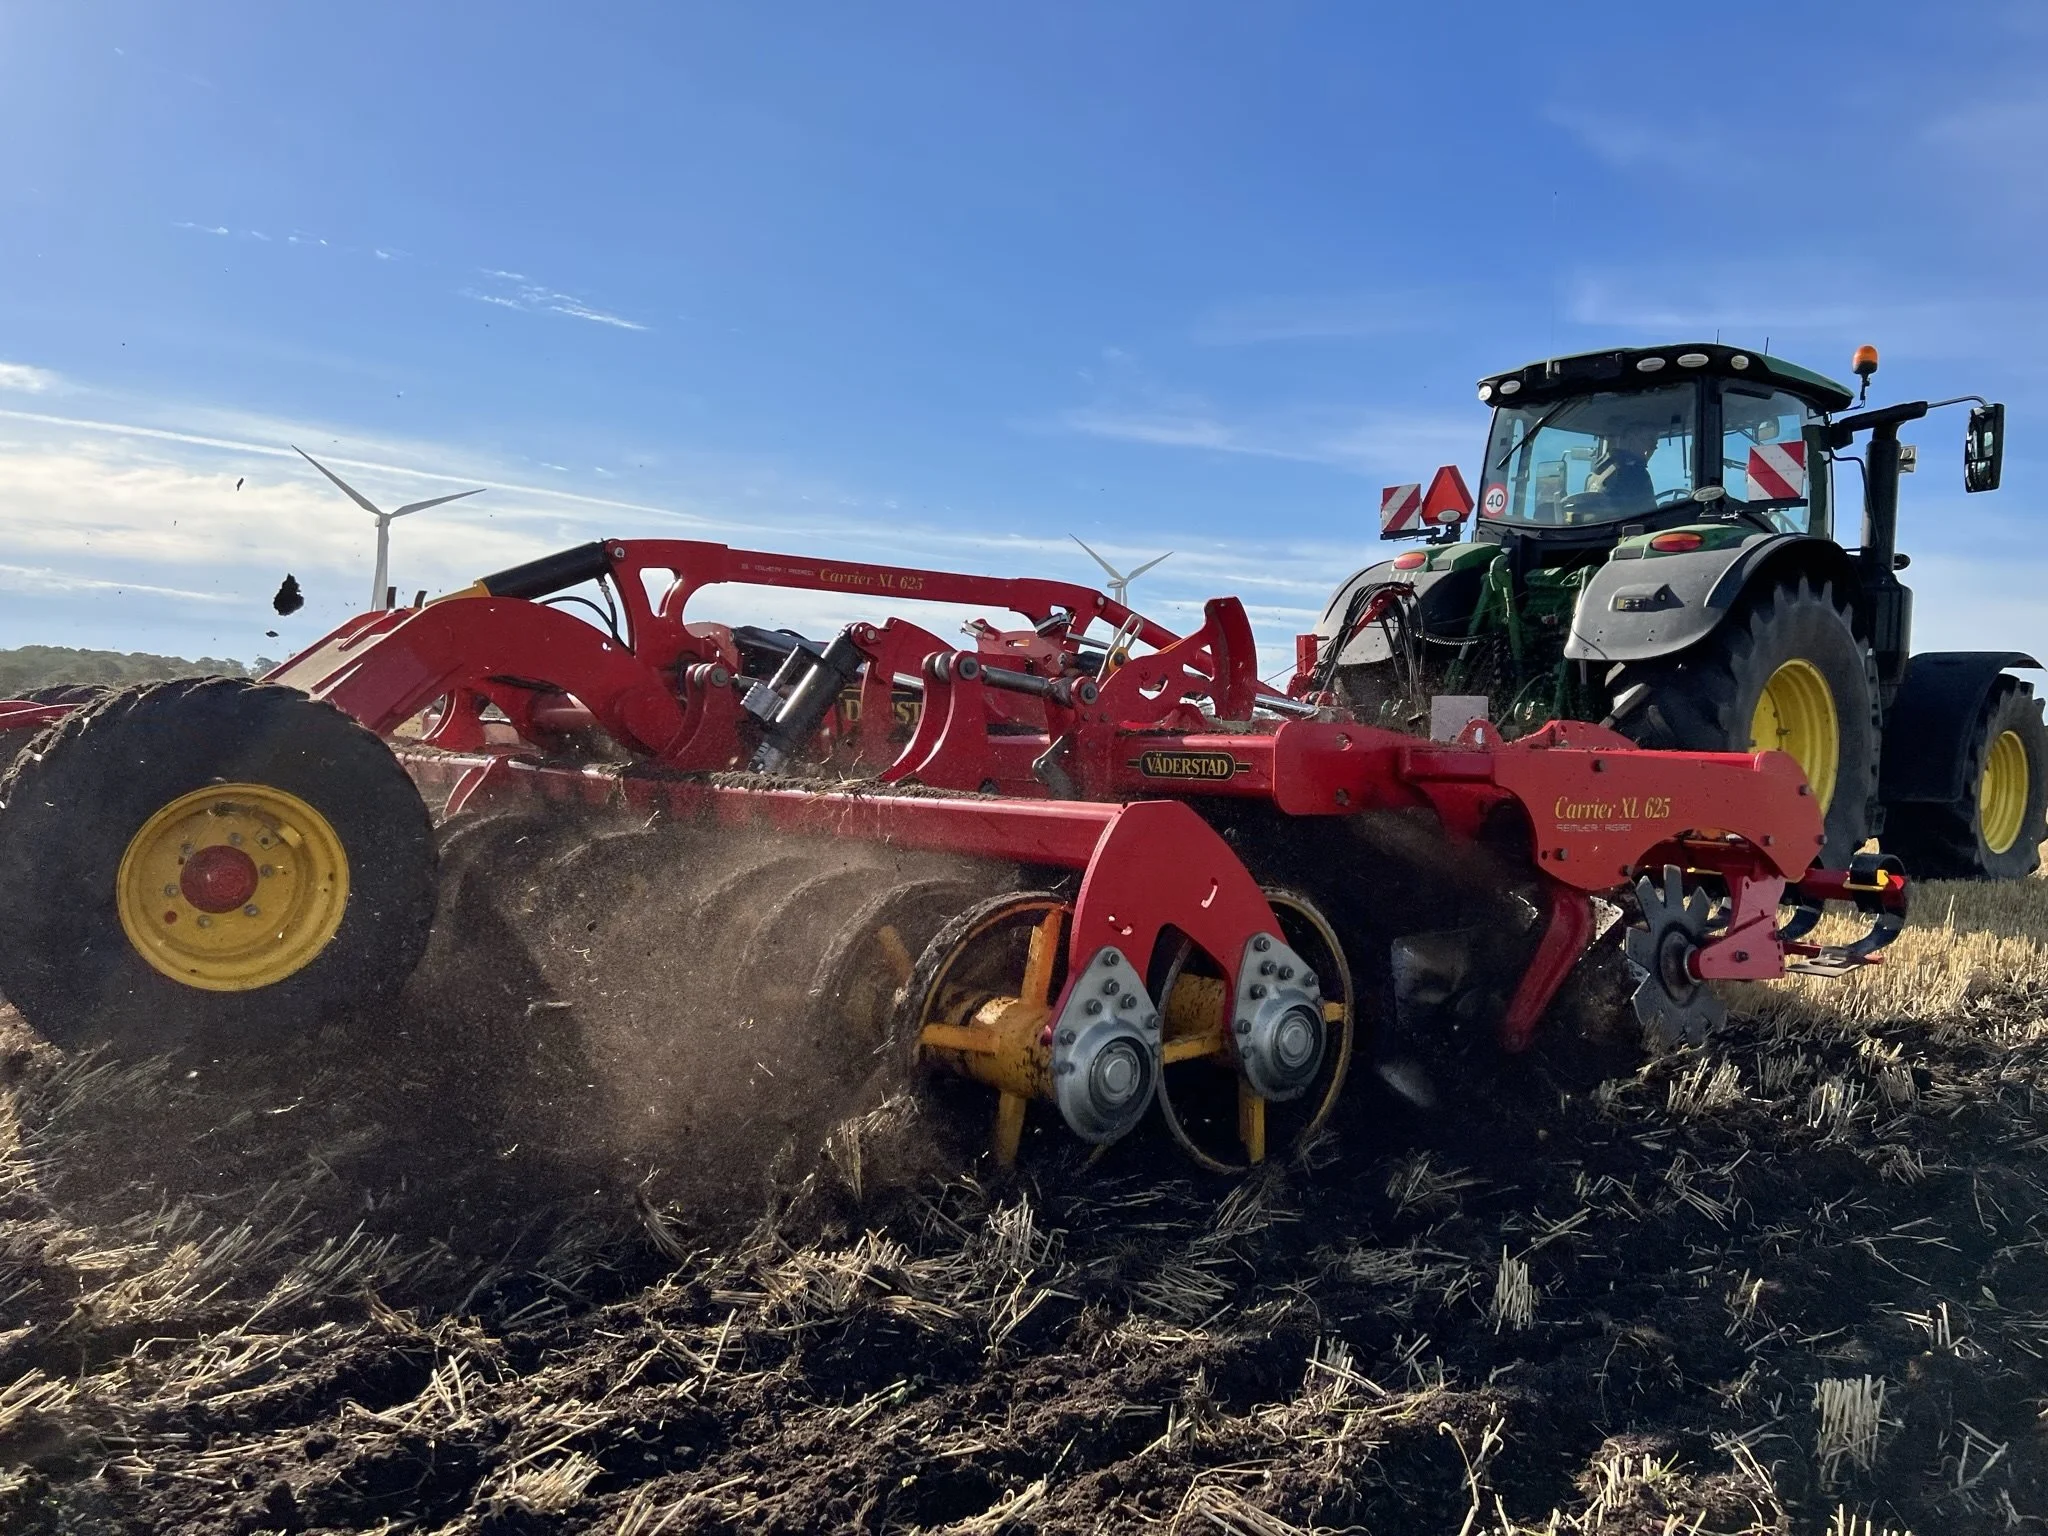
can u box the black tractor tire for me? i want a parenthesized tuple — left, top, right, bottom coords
(0, 678, 437, 1052)
(5, 686, 109, 772)
(1885, 679, 2048, 880)
(1612, 577, 1879, 869)
(24, 684, 111, 706)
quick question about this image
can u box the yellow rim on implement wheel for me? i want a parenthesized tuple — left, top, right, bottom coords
(115, 784, 350, 992)
(1750, 659, 1839, 812)
(1979, 729, 2029, 855)
(1154, 888, 1354, 1174)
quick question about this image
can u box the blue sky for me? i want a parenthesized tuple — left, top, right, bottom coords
(3, 2, 2046, 670)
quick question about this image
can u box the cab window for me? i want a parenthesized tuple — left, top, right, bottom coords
(1478, 385, 1698, 528)
(1721, 387, 1819, 532)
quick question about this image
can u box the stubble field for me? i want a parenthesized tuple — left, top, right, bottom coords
(1, 863, 2046, 1535)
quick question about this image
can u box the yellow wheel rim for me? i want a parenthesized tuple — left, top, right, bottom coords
(1750, 659, 1839, 812)
(115, 783, 350, 992)
(1979, 729, 2029, 855)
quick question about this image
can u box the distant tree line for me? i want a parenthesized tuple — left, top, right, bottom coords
(0, 646, 279, 697)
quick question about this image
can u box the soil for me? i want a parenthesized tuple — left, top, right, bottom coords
(3, 875, 2047, 1534)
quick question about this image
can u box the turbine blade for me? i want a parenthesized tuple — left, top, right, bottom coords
(1070, 534, 1126, 584)
(292, 445, 385, 518)
(391, 487, 485, 517)
(1124, 551, 1174, 580)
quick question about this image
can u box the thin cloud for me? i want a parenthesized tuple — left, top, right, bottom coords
(1192, 290, 1452, 345)
(1545, 105, 1755, 179)
(550, 299, 647, 331)
(1052, 342, 1473, 477)
(0, 401, 1330, 677)
(0, 406, 708, 523)
(19, 391, 2027, 678)
(0, 363, 62, 395)
(1923, 91, 2048, 152)
(0, 562, 235, 604)
(465, 270, 649, 331)
(177, 221, 412, 264)
(1055, 403, 1471, 478)
(1561, 266, 2031, 366)
(1061, 407, 1249, 454)
(1919, 88, 2048, 219)
(1054, 345, 1459, 475)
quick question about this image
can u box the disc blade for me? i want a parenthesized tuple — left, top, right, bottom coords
(1623, 925, 1656, 971)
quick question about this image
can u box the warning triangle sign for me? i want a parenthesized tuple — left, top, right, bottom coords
(1420, 464, 1474, 526)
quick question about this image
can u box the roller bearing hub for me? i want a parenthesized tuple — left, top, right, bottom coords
(1049, 945, 1160, 1144)
(1271, 1007, 1319, 1073)
(1232, 932, 1326, 1102)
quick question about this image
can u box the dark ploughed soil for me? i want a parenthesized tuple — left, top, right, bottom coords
(2, 935, 2046, 1535)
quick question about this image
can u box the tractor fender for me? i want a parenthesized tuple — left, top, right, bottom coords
(1317, 552, 1495, 667)
(1564, 533, 1862, 666)
(1879, 651, 2043, 803)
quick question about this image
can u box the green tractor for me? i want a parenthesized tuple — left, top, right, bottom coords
(1306, 342, 2047, 877)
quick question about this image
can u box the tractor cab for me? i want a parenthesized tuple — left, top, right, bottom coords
(1308, 344, 1866, 736)
(1469, 343, 1855, 557)
(1308, 340, 2045, 884)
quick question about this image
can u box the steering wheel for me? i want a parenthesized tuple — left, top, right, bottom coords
(1557, 492, 1612, 523)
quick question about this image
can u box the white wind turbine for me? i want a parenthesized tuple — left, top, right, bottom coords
(1071, 535, 1172, 608)
(292, 446, 485, 609)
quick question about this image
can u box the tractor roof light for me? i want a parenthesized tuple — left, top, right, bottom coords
(1478, 384, 1493, 402)
(1730, 354, 1751, 369)
(1498, 379, 1522, 396)
(1677, 352, 1709, 368)
(1853, 344, 1880, 378)
(1636, 356, 1668, 373)
(1648, 530, 1704, 553)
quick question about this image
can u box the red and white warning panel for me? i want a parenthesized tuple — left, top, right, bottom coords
(1746, 441, 1808, 502)
(1379, 482, 1423, 536)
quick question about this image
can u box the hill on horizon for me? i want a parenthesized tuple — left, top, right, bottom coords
(0, 644, 278, 697)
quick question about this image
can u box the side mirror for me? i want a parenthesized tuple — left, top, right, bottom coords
(1966, 402, 2004, 493)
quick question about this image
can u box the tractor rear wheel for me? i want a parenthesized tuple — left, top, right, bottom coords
(24, 683, 112, 707)
(1885, 679, 2048, 879)
(0, 678, 437, 1051)
(1613, 577, 1879, 868)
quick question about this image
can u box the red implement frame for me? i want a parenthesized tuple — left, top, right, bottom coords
(7, 537, 1906, 1077)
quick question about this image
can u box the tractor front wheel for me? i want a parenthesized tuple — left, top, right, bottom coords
(1886, 679, 2048, 879)
(1613, 577, 1879, 867)
(0, 678, 438, 1051)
